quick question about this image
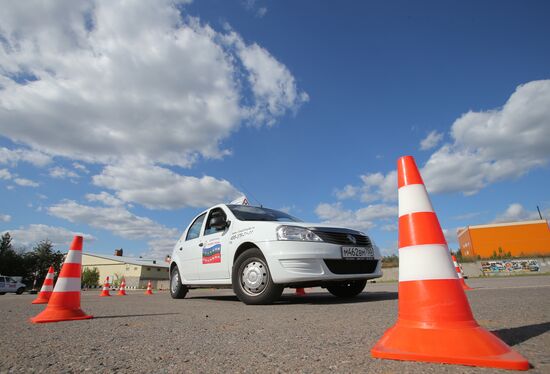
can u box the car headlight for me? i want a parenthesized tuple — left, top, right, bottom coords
(276, 226, 323, 242)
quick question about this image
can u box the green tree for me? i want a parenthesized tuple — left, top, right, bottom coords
(25, 240, 65, 288)
(0, 232, 27, 277)
(82, 267, 100, 287)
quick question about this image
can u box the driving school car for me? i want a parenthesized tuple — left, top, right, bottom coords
(169, 202, 382, 304)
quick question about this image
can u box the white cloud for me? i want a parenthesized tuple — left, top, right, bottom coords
(329, 80, 550, 201)
(0, 0, 307, 167)
(314, 202, 396, 232)
(0, 214, 11, 222)
(359, 171, 397, 202)
(48, 200, 179, 256)
(92, 161, 241, 210)
(0, 168, 39, 187)
(335, 185, 358, 200)
(422, 80, 550, 195)
(14, 177, 39, 187)
(72, 162, 89, 174)
(4, 224, 95, 249)
(0, 147, 52, 167)
(493, 203, 547, 223)
(49, 166, 79, 179)
(0, 168, 11, 179)
(85, 191, 124, 207)
(420, 130, 443, 151)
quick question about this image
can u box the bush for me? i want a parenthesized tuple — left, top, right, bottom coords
(82, 267, 100, 287)
(382, 255, 399, 268)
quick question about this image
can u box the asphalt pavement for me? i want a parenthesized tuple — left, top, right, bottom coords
(1, 275, 549, 373)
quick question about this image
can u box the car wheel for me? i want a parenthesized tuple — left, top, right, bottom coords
(0, 292, 5, 295)
(16, 287, 25, 295)
(326, 280, 367, 298)
(170, 266, 188, 299)
(232, 248, 283, 305)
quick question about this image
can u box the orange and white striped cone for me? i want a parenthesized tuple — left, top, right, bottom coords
(32, 266, 55, 304)
(117, 279, 127, 296)
(30, 236, 92, 323)
(452, 255, 473, 291)
(371, 156, 528, 370)
(100, 276, 111, 297)
(295, 288, 306, 296)
(145, 280, 153, 295)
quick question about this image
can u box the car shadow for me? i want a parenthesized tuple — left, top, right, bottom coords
(189, 291, 398, 305)
(492, 321, 550, 346)
(94, 312, 180, 319)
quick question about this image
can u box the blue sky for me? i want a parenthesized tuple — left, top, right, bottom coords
(1, 0, 549, 258)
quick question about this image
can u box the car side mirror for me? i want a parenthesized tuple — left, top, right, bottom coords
(210, 216, 227, 230)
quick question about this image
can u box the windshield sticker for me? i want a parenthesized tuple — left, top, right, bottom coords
(230, 227, 255, 241)
(203, 243, 221, 264)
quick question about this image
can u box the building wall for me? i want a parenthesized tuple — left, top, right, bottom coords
(458, 221, 550, 258)
(140, 264, 169, 280)
(82, 254, 168, 287)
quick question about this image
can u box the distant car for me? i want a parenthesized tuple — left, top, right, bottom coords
(169, 203, 382, 304)
(0, 275, 26, 295)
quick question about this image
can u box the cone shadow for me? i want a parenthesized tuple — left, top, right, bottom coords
(94, 312, 180, 319)
(492, 321, 550, 346)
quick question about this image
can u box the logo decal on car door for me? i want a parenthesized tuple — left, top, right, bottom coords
(203, 242, 221, 264)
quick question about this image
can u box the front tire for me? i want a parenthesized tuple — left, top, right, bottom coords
(327, 279, 367, 298)
(16, 287, 25, 295)
(232, 248, 283, 305)
(170, 266, 188, 299)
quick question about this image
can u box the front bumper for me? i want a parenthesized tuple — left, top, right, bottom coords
(257, 240, 383, 284)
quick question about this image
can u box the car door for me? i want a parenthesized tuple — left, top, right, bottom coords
(178, 212, 207, 281)
(199, 207, 231, 280)
(0, 276, 5, 292)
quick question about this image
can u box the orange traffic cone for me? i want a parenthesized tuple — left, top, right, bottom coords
(30, 236, 93, 323)
(32, 266, 55, 304)
(295, 288, 306, 296)
(371, 156, 529, 370)
(145, 280, 153, 295)
(100, 276, 111, 297)
(117, 278, 127, 296)
(452, 255, 473, 291)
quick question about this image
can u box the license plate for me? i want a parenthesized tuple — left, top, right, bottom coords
(341, 246, 374, 259)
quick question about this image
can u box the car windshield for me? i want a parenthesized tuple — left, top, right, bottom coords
(228, 205, 302, 222)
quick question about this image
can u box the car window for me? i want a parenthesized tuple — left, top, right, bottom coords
(0, 277, 4, 282)
(186, 213, 206, 241)
(227, 205, 302, 222)
(204, 208, 227, 236)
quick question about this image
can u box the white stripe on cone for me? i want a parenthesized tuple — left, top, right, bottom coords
(53, 277, 82, 292)
(399, 244, 458, 281)
(64, 250, 82, 264)
(398, 184, 434, 217)
(39, 270, 55, 292)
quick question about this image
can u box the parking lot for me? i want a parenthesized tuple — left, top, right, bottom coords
(1, 275, 549, 374)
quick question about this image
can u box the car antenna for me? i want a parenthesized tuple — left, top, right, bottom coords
(236, 182, 262, 207)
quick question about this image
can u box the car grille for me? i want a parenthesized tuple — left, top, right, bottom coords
(324, 259, 379, 275)
(311, 229, 372, 247)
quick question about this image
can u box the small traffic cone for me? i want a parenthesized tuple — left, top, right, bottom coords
(100, 276, 111, 297)
(145, 280, 153, 295)
(452, 255, 473, 291)
(117, 278, 127, 296)
(32, 266, 55, 304)
(371, 156, 529, 370)
(30, 236, 93, 323)
(295, 288, 306, 296)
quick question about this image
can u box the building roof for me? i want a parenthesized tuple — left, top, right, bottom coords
(83, 252, 169, 268)
(457, 219, 549, 237)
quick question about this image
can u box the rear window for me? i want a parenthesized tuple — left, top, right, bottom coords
(228, 205, 302, 222)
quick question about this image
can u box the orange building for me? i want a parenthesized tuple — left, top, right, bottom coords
(457, 220, 550, 259)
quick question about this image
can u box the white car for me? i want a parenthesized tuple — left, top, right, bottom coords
(0, 275, 26, 295)
(169, 203, 382, 304)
